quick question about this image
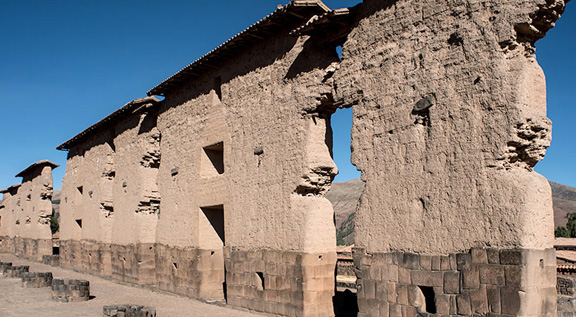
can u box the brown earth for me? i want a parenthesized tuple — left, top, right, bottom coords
(0, 253, 265, 317)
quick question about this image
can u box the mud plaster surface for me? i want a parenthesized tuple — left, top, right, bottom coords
(0, 253, 265, 317)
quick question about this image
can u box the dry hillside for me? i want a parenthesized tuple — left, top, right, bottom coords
(328, 179, 576, 245)
(550, 181, 576, 227)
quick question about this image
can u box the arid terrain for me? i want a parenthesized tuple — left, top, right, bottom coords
(328, 179, 576, 245)
(0, 253, 264, 317)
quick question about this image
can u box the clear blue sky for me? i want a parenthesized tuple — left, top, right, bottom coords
(0, 0, 573, 190)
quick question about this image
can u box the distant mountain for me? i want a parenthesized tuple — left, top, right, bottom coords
(327, 179, 576, 245)
(550, 181, 576, 227)
(52, 189, 61, 217)
(325, 179, 364, 246)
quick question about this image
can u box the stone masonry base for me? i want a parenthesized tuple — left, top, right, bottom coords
(352, 247, 556, 317)
(0, 236, 52, 262)
(59, 240, 335, 315)
(224, 247, 336, 316)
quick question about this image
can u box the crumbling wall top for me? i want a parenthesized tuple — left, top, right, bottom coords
(56, 96, 160, 151)
(15, 160, 59, 178)
(146, 0, 330, 96)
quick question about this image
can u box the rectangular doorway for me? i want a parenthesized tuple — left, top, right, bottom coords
(199, 204, 226, 302)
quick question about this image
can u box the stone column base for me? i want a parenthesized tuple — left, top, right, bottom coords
(352, 247, 556, 316)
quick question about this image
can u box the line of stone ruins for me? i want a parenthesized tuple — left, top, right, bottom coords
(0, 0, 571, 316)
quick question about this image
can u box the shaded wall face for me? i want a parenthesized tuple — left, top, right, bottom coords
(0, 192, 15, 237)
(14, 166, 53, 241)
(156, 32, 340, 252)
(60, 139, 113, 242)
(60, 112, 160, 245)
(111, 111, 160, 245)
(334, 0, 564, 253)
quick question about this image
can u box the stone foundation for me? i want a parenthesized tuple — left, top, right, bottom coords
(154, 244, 206, 299)
(42, 254, 60, 266)
(3, 265, 29, 278)
(0, 261, 13, 273)
(558, 297, 576, 317)
(558, 276, 576, 297)
(103, 304, 156, 317)
(0, 236, 14, 253)
(13, 237, 53, 262)
(21, 272, 53, 288)
(51, 279, 90, 302)
(111, 243, 156, 287)
(353, 247, 556, 316)
(224, 248, 336, 316)
(59, 240, 336, 314)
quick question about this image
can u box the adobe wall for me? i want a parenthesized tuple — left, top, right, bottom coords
(59, 99, 160, 284)
(155, 25, 340, 311)
(0, 162, 57, 261)
(0, 187, 18, 253)
(15, 165, 56, 261)
(52, 0, 571, 316)
(332, 0, 569, 315)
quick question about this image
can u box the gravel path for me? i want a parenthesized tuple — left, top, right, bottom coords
(0, 253, 266, 317)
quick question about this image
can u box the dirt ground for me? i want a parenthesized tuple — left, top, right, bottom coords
(0, 253, 265, 317)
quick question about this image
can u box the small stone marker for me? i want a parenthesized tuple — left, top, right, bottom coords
(103, 304, 156, 317)
(21, 272, 53, 288)
(51, 279, 90, 302)
(3, 265, 29, 278)
(0, 261, 13, 274)
(42, 254, 60, 266)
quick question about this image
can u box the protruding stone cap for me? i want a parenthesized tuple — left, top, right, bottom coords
(56, 96, 160, 151)
(15, 160, 59, 177)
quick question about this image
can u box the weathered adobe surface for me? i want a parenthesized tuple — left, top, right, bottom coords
(0, 162, 57, 261)
(60, 97, 161, 246)
(330, 0, 568, 315)
(335, 0, 569, 254)
(51, 0, 571, 315)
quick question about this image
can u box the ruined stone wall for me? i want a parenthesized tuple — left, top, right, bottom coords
(0, 163, 57, 261)
(59, 102, 160, 284)
(156, 31, 338, 252)
(154, 24, 340, 309)
(0, 189, 17, 253)
(53, 0, 571, 315)
(336, 0, 562, 254)
(13, 165, 56, 260)
(332, 0, 569, 315)
(111, 110, 160, 246)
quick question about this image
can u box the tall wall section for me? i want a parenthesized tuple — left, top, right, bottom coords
(0, 161, 57, 261)
(155, 21, 340, 314)
(0, 185, 19, 253)
(59, 98, 160, 285)
(57, 3, 342, 315)
(332, 0, 569, 315)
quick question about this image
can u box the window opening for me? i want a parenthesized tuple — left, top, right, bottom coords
(201, 142, 224, 177)
(255, 272, 265, 291)
(75, 219, 82, 228)
(417, 286, 437, 314)
(200, 205, 225, 246)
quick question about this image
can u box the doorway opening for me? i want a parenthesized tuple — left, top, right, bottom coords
(325, 107, 362, 316)
(199, 204, 226, 302)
